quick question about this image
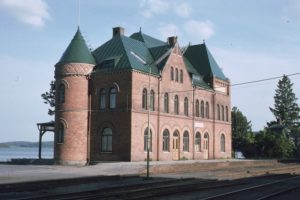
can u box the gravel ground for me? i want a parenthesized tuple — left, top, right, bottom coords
(0, 159, 295, 184)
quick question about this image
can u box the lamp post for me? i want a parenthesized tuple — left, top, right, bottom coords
(146, 65, 151, 179)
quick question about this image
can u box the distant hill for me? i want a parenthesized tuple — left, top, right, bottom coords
(0, 141, 54, 148)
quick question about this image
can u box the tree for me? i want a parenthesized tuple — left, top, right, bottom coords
(255, 128, 294, 158)
(269, 75, 300, 156)
(269, 75, 300, 131)
(231, 107, 255, 157)
(41, 80, 56, 116)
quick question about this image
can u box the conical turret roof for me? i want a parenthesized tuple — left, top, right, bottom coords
(56, 27, 96, 65)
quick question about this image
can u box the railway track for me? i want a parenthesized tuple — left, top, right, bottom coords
(3, 173, 300, 200)
(201, 174, 300, 200)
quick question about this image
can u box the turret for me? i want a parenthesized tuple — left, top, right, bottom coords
(54, 28, 95, 165)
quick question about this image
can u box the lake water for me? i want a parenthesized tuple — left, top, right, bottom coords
(0, 147, 54, 161)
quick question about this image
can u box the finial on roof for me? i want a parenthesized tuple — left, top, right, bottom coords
(77, 0, 81, 27)
(188, 41, 191, 46)
(203, 39, 205, 44)
(139, 27, 142, 32)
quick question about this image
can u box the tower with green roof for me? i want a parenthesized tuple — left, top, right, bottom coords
(54, 27, 95, 165)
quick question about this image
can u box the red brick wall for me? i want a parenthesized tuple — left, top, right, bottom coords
(54, 63, 93, 164)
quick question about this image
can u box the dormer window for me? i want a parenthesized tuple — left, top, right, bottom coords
(101, 59, 115, 69)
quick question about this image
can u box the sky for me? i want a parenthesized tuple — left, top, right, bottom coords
(0, 0, 300, 142)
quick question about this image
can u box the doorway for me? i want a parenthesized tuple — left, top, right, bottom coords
(172, 130, 179, 160)
(203, 132, 209, 159)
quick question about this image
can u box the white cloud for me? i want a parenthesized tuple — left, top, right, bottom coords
(0, 0, 50, 28)
(184, 19, 215, 41)
(174, 2, 192, 18)
(157, 23, 180, 39)
(140, 0, 169, 18)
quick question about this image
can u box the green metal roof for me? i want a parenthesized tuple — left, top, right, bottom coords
(183, 43, 228, 81)
(183, 57, 212, 90)
(56, 28, 96, 66)
(93, 35, 159, 75)
(130, 31, 167, 48)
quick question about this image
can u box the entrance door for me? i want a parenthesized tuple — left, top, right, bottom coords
(203, 133, 209, 159)
(172, 131, 179, 160)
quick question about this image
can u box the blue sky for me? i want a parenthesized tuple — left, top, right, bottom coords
(0, 0, 299, 142)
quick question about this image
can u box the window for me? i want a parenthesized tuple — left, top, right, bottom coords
(109, 87, 117, 108)
(180, 69, 183, 83)
(58, 83, 65, 104)
(195, 132, 201, 152)
(174, 95, 179, 115)
(201, 101, 204, 118)
(171, 67, 174, 81)
(184, 97, 188, 116)
(150, 90, 155, 111)
(164, 93, 169, 113)
(142, 88, 147, 110)
(163, 129, 170, 151)
(221, 105, 225, 121)
(175, 68, 178, 82)
(217, 104, 220, 120)
(225, 106, 229, 122)
(101, 128, 112, 152)
(195, 100, 200, 117)
(205, 102, 210, 119)
(144, 128, 152, 152)
(101, 59, 114, 69)
(99, 89, 106, 109)
(221, 134, 225, 152)
(57, 123, 64, 143)
(183, 131, 189, 152)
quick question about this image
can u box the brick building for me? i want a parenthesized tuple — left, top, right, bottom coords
(54, 27, 231, 165)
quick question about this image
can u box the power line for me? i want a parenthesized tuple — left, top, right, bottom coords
(231, 72, 300, 87)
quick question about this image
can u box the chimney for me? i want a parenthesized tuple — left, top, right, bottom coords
(168, 36, 177, 46)
(113, 27, 125, 37)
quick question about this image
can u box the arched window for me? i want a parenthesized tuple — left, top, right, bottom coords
(162, 129, 170, 151)
(164, 93, 169, 113)
(99, 88, 106, 109)
(195, 132, 201, 152)
(58, 83, 65, 104)
(150, 90, 155, 111)
(144, 128, 152, 152)
(183, 131, 189, 152)
(225, 106, 229, 122)
(175, 68, 178, 82)
(142, 88, 147, 110)
(180, 69, 183, 83)
(221, 105, 225, 121)
(101, 128, 112, 152)
(57, 123, 64, 143)
(195, 100, 200, 117)
(109, 87, 117, 109)
(217, 104, 220, 120)
(221, 134, 225, 152)
(184, 97, 188, 116)
(205, 102, 209, 119)
(171, 67, 174, 81)
(174, 95, 179, 115)
(201, 100, 204, 118)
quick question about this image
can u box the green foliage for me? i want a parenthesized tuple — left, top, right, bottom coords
(41, 80, 56, 116)
(231, 107, 254, 157)
(269, 75, 300, 131)
(268, 75, 300, 157)
(255, 129, 295, 158)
